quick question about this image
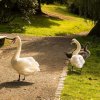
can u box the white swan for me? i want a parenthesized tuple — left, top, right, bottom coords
(70, 39, 85, 72)
(65, 43, 90, 59)
(11, 36, 40, 81)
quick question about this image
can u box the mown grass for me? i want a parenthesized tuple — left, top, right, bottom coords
(42, 4, 77, 17)
(61, 36, 100, 100)
(0, 4, 94, 36)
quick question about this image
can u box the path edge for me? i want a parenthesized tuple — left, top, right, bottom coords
(54, 66, 67, 100)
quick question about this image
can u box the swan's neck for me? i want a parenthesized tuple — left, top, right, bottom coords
(13, 38, 22, 60)
(73, 41, 81, 55)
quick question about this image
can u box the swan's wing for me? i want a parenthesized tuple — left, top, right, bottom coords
(23, 57, 40, 72)
(24, 57, 39, 67)
(16, 57, 40, 70)
(11, 57, 40, 76)
(15, 58, 32, 69)
(78, 55, 85, 65)
(70, 55, 85, 68)
(76, 55, 85, 68)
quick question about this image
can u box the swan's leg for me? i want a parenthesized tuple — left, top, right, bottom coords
(23, 76, 25, 81)
(17, 74, 20, 81)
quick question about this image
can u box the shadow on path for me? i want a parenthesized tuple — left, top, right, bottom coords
(0, 81, 33, 89)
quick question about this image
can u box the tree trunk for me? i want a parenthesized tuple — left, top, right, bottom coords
(36, 0, 42, 14)
(88, 20, 100, 37)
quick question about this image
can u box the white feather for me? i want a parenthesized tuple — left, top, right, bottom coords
(11, 36, 40, 76)
(70, 55, 85, 68)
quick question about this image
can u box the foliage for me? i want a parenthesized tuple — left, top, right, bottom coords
(0, 0, 16, 23)
(41, 0, 67, 4)
(67, 0, 100, 21)
(17, 0, 37, 15)
(67, 0, 79, 15)
(79, 0, 100, 21)
(0, 0, 37, 23)
(78, 0, 100, 37)
(66, 0, 100, 37)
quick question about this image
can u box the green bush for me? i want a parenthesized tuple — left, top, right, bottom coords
(0, 0, 37, 23)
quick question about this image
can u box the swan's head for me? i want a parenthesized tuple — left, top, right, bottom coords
(71, 38, 79, 44)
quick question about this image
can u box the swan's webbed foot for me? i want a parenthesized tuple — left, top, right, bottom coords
(17, 74, 21, 81)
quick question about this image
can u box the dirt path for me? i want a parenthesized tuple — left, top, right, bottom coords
(0, 34, 72, 100)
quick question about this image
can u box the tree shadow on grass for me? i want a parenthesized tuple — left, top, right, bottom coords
(0, 14, 62, 34)
(0, 81, 33, 89)
(67, 70, 81, 75)
(29, 14, 62, 28)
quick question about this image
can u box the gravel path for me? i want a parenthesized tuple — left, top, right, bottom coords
(0, 34, 72, 100)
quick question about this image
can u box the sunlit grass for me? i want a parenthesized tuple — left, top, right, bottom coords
(42, 4, 75, 17)
(24, 18, 93, 36)
(0, 4, 94, 36)
(61, 36, 100, 100)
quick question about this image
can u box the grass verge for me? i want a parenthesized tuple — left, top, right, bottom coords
(61, 36, 100, 100)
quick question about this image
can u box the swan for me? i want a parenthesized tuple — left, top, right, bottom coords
(65, 43, 90, 59)
(70, 39, 85, 73)
(11, 36, 40, 81)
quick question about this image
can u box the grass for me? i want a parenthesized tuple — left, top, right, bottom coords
(0, 4, 94, 36)
(42, 4, 78, 17)
(61, 36, 100, 100)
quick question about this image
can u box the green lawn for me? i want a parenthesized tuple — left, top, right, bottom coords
(61, 36, 100, 100)
(0, 4, 94, 36)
